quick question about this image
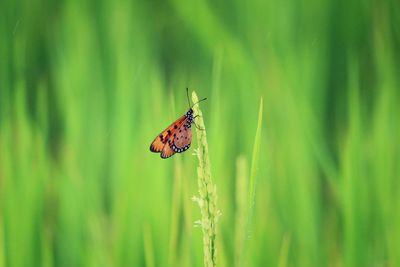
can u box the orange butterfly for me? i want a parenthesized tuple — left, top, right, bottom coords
(150, 89, 207, 159)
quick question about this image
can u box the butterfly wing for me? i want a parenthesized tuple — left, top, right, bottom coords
(149, 129, 170, 153)
(170, 123, 192, 153)
(160, 141, 176, 158)
(150, 115, 187, 156)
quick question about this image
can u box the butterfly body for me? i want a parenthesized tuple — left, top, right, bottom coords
(150, 108, 194, 159)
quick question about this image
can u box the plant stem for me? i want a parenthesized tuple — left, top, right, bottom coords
(192, 91, 219, 267)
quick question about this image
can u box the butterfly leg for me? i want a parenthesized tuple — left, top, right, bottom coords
(195, 124, 205, 131)
(192, 115, 205, 130)
(194, 122, 205, 131)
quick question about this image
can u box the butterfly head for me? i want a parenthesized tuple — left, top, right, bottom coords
(185, 108, 194, 124)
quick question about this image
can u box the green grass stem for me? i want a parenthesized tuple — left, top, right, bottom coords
(192, 91, 220, 267)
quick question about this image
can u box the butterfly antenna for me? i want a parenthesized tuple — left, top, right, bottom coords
(191, 97, 207, 108)
(186, 87, 191, 108)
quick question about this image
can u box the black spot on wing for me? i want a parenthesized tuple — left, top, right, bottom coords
(172, 126, 192, 153)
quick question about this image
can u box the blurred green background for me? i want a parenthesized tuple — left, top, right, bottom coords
(1, 0, 400, 266)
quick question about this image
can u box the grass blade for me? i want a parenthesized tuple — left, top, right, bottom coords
(248, 98, 263, 215)
(243, 98, 263, 265)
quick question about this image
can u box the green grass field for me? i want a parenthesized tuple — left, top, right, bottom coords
(1, 0, 400, 266)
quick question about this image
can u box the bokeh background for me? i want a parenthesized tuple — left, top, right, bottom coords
(1, 0, 400, 266)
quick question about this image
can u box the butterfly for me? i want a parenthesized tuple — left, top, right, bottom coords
(150, 89, 207, 159)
